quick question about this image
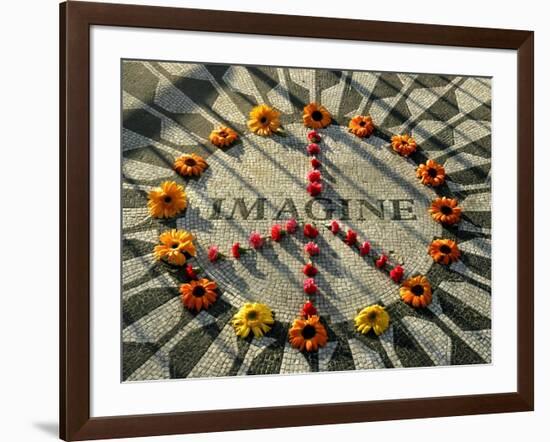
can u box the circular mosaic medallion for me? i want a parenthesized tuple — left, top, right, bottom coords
(179, 123, 441, 323)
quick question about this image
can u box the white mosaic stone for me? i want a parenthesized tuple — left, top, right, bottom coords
(266, 68, 294, 114)
(280, 343, 310, 374)
(318, 341, 338, 372)
(223, 65, 263, 104)
(126, 311, 216, 381)
(346, 71, 379, 117)
(123, 297, 182, 343)
(123, 272, 178, 301)
(378, 326, 403, 368)
(236, 336, 276, 376)
(321, 71, 348, 117)
(188, 323, 239, 378)
(438, 280, 491, 319)
(122, 253, 157, 285)
(348, 339, 384, 370)
(458, 237, 491, 259)
(455, 77, 491, 114)
(402, 316, 452, 366)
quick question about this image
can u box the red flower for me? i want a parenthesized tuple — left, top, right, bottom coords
(307, 181, 323, 196)
(301, 301, 318, 318)
(249, 231, 264, 249)
(231, 242, 242, 259)
(271, 224, 284, 242)
(303, 278, 318, 295)
(311, 158, 321, 169)
(303, 262, 318, 277)
(208, 245, 220, 262)
(375, 255, 388, 268)
(307, 143, 321, 155)
(345, 229, 357, 246)
(390, 265, 404, 283)
(307, 169, 322, 183)
(329, 220, 340, 235)
(359, 241, 371, 256)
(303, 223, 319, 238)
(307, 130, 321, 143)
(304, 242, 320, 256)
(185, 264, 199, 280)
(285, 218, 298, 233)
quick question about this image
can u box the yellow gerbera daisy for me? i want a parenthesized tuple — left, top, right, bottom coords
(147, 181, 187, 219)
(173, 153, 208, 177)
(153, 229, 196, 266)
(232, 303, 274, 338)
(247, 104, 281, 136)
(355, 305, 390, 336)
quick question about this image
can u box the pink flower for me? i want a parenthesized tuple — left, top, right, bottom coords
(249, 231, 264, 249)
(231, 242, 242, 259)
(345, 229, 357, 246)
(208, 245, 220, 262)
(303, 223, 319, 239)
(307, 143, 321, 155)
(301, 301, 318, 318)
(390, 265, 404, 283)
(304, 242, 320, 256)
(303, 262, 318, 277)
(307, 181, 323, 197)
(359, 241, 371, 256)
(307, 169, 322, 183)
(311, 158, 321, 169)
(375, 254, 388, 268)
(329, 220, 340, 235)
(303, 278, 318, 295)
(307, 130, 321, 143)
(285, 218, 298, 234)
(185, 264, 199, 280)
(271, 224, 284, 242)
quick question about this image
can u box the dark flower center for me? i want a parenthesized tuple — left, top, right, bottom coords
(184, 158, 196, 166)
(246, 310, 258, 321)
(171, 242, 179, 249)
(427, 168, 438, 177)
(311, 110, 323, 121)
(163, 196, 172, 203)
(218, 131, 227, 137)
(367, 311, 377, 321)
(440, 205, 453, 215)
(192, 285, 206, 297)
(260, 116, 268, 124)
(359, 120, 366, 127)
(412, 285, 425, 296)
(439, 244, 452, 254)
(302, 324, 317, 339)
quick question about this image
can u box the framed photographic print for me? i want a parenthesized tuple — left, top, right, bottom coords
(60, 1, 534, 440)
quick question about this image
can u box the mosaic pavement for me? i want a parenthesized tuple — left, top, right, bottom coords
(121, 60, 492, 381)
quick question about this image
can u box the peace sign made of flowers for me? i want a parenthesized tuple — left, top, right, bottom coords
(147, 102, 464, 354)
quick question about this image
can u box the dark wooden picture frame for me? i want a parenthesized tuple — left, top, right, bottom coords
(60, 1, 534, 440)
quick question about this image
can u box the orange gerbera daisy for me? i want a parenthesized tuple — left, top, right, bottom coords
(416, 159, 446, 187)
(180, 278, 218, 311)
(428, 238, 461, 264)
(348, 115, 374, 138)
(147, 181, 187, 219)
(209, 126, 239, 148)
(400, 275, 432, 308)
(429, 197, 462, 225)
(247, 104, 281, 136)
(288, 315, 328, 352)
(303, 103, 331, 129)
(153, 229, 196, 266)
(391, 134, 417, 157)
(173, 153, 208, 177)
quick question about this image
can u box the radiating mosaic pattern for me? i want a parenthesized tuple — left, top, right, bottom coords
(121, 60, 492, 381)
